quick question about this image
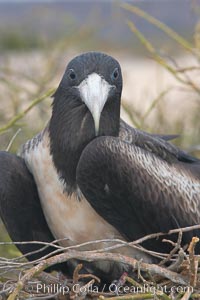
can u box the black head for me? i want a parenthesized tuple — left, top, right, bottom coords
(49, 52, 123, 190)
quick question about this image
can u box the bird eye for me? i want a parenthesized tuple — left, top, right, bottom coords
(111, 68, 119, 81)
(68, 69, 76, 80)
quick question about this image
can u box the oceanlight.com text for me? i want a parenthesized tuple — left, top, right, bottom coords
(29, 282, 194, 296)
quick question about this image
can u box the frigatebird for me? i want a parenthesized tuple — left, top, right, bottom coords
(0, 52, 200, 279)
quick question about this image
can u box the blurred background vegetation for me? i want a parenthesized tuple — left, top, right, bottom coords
(0, 0, 200, 258)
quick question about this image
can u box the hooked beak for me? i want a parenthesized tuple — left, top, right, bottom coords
(78, 73, 113, 136)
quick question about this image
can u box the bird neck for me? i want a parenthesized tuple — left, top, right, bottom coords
(49, 91, 95, 192)
(49, 139, 87, 194)
(49, 90, 120, 193)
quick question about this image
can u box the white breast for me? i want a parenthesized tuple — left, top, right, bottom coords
(20, 131, 123, 250)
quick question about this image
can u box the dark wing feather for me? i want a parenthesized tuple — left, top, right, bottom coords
(0, 152, 63, 265)
(119, 119, 199, 164)
(119, 119, 179, 142)
(77, 136, 200, 253)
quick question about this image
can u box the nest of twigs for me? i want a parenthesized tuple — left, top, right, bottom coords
(1, 225, 200, 300)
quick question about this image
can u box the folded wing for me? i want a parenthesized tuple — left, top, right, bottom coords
(77, 136, 200, 253)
